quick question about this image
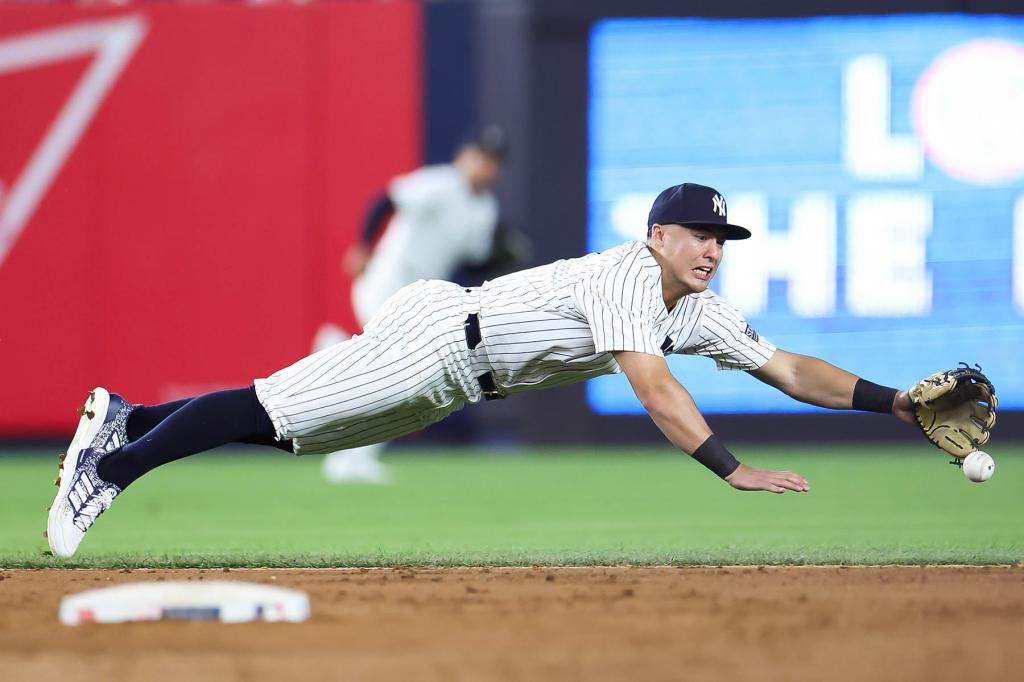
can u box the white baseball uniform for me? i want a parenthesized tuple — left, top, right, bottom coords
(352, 164, 498, 324)
(316, 163, 499, 480)
(258, 240, 775, 455)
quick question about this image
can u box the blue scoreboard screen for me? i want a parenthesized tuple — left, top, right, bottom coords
(587, 15, 1024, 414)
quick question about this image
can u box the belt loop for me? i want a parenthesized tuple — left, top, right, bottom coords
(464, 313, 482, 350)
(463, 310, 505, 401)
(477, 371, 505, 401)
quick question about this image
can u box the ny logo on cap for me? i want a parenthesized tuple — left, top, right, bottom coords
(712, 194, 726, 217)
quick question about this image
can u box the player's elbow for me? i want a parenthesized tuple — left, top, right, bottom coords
(755, 350, 802, 397)
(635, 384, 675, 422)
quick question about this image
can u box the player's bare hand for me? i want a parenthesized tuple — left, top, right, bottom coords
(891, 390, 916, 426)
(724, 463, 809, 494)
(343, 243, 371, 276)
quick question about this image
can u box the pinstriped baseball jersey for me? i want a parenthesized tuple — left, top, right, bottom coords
(479, 240, 776, 393)
(255, 241, 774, 454)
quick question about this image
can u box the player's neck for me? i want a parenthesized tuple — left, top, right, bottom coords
(646, 245, 693, 311)
(662, 282, 685, 312)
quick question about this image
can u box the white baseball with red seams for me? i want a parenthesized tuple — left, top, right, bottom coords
(961, 450, 995, 483)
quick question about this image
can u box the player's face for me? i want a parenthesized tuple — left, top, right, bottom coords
(458, 147, 502, 191)
(469, 150, 501, 190)
(650, 224, 725, 295)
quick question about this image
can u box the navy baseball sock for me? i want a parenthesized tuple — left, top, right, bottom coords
(97, 385, 292, 489)
(126, 398, 192, 441)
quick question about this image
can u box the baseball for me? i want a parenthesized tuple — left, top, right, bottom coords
(961, 450, 995, 483)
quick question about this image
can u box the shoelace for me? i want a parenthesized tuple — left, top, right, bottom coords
(72, 484, 118, 532)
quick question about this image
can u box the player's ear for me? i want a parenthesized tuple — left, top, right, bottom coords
(647, 223, 671, 246)
(648, 223, 664, 246)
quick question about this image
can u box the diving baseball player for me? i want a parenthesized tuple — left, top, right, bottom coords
(50, 182, 942, 559)
(313, 126, 509, 483)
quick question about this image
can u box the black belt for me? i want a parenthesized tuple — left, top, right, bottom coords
(464, 313, 505, 400)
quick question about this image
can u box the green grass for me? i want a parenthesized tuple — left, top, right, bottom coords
(1, 443, 1022, 567)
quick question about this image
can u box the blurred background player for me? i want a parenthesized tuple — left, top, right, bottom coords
(313, 124, 529, 483)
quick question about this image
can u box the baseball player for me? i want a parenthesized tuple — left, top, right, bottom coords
(313, 126, 510, 483)
(48, 182, 921, 559)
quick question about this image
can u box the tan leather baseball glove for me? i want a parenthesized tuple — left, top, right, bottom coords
(908, 364, 997, 459)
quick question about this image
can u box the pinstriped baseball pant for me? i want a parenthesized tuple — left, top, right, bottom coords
(255, 280, 488, 455)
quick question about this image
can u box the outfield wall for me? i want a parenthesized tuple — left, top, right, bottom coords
(0, 2, 421, 434)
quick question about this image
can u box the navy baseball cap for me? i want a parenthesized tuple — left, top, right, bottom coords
(463, 124, 508, 160)
(647, 183, 751, 240)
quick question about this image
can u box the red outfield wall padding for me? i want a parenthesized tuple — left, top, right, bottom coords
(0, 2, 422, 434)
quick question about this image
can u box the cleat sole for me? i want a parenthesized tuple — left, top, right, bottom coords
(47, 387, 110, 558)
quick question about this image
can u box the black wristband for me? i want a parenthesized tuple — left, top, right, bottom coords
(852, 378, 899, 414)
(691, 434, 741, 479)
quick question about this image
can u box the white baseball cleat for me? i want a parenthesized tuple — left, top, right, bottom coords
(312, 323, 350, 353)
(321, 447, 390, 484)
(46, 388, 135, 558)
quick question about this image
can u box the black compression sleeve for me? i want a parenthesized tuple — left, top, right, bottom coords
(361, 193, 396, 243)
(852, 379, 899, 414)
(691, 435, 741, 479)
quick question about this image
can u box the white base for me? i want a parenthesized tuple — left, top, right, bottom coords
(59, 580, 310, 625)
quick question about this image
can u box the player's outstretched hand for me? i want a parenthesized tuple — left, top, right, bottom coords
(724, 463, 809, 494)
(891, 390, 916, 426)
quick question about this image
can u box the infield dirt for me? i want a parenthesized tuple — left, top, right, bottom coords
(1, 566, 1021, 681)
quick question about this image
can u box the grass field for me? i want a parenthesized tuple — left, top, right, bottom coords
(2, 443, 1021, 567)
